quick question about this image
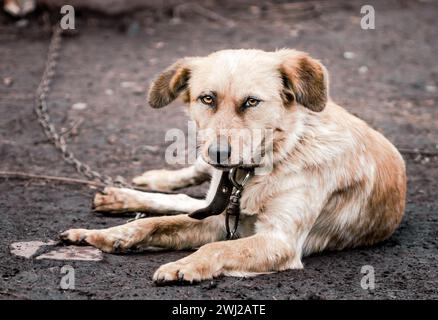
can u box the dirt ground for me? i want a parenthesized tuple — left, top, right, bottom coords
(0, 0, 437, 299)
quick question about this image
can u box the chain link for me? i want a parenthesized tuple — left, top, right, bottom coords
(35, 26, 131, 188)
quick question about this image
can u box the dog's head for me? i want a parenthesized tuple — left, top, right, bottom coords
(148, 49, 329, 170)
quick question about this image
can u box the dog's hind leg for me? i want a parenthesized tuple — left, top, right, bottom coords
(60, 214, 225, 253)
(93, 187, 207, 214)
(132, 157, 212, 192)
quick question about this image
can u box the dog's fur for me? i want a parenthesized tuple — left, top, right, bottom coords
(61, 49, 406, 284)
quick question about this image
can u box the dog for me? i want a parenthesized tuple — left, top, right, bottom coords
(60, 49, 406, 284)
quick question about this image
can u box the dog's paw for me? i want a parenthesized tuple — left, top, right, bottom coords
(93, 187, 133, 213)
(59, 228, 132, 253)
(153, 260, 217, 285)
(59, 228, 90, 244)
(132, 170, 173, 192)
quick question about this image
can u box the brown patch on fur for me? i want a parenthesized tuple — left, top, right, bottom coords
(362, 139, 406, 245)
(280, 54, 327, 112)
(148, 59, 191, 108)
(181, 89, 191, 104)
(308, 134, 406, 252)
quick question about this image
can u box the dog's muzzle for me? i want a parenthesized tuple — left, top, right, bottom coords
(208, 141, 231, 165)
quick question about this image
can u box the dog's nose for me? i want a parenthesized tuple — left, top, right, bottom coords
(208, 141, 231, 165)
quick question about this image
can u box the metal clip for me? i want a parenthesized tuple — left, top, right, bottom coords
(229, 168, 252, 189)
(225, 168, 252, 239)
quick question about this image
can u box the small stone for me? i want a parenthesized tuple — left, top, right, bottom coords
(140, 145, 160, 153)
(36, 246, 103, 261)
(3, 77, 13, 87)
(421, 157, 430, 164)
(343, 51, 355, 59)
(120, 81, 135, 88)
(10, 240, 56, 259)
(425, 85, 436, 93)
(204, 281, 217, 290)
(107, 134, 117, 145)
(154, 42, 164, 49)
(15, 19, 28, 28)
(72, 102, 87, 110)
(120, 81, 143, 94)
(249, 5, 261, 16)
(169, 17, 182, 25)
(358, 65, 369, 74)
(105, 89, 114, 96)
(289, 29, 299, 37)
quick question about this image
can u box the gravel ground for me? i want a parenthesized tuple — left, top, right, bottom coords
(0, 0, 437, 299)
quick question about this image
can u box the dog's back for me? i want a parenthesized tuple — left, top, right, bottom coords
(302, 102, 406, 255)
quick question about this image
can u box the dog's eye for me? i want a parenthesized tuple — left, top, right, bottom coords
(243, 97, 261, 109)
(200, 95, 214, 106)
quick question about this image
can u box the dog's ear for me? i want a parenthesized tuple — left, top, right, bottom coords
(278, 50, 328, 112)
(148, 59, 192, 108)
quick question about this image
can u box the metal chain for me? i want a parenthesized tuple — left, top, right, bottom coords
(35, 26, 130, 188)
(225, 168, 252, 239)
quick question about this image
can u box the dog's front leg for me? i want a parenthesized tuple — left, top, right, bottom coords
(93, 187, 207, 214)
(153, 232, 298, 283)
(153, 190, 323, 284)
(132, 157, 212, 192)
(94, 165, 221, 214)
(60, 214, 225, 253)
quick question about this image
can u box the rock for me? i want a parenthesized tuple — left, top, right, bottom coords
(249, 5, 261, 16)
(169, 17, 182, 25)
(15, 18, 29, 28)
(3, 77, 13, 87)
(343, 51, 355, 59)
(120, 81, 143, 94)
(10, 240, 56, 258)
(425, 85, 436, 93)
(107, 134, 117, 145)
(289, 29, 300, 37)
(358, 65, 369, 74)
(120, 81, 135, 88)
(154, 41, 165, 49)
(36, 246, 103, 261)
(72, 102, 87, 110)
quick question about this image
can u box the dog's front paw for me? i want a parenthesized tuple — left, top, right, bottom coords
(59, 228, 132, 253)
(93, 187, 133, 213)
(153, 260, 219, 285)
(60, 228, 90, 244)
(132, 170, 173, 192)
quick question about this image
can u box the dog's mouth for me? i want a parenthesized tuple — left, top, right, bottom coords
(206, 161, 260, 171)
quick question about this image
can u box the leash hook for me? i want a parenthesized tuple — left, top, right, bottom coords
(225, 168, 252, 240)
